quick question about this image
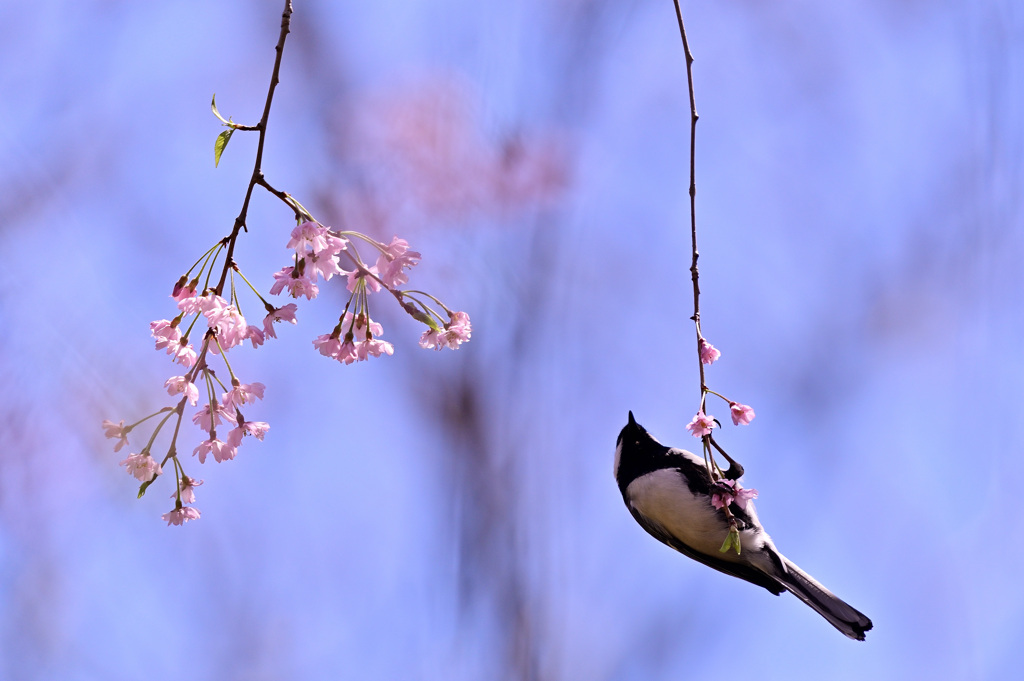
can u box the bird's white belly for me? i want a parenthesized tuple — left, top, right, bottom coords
(627, 469, 737, 559)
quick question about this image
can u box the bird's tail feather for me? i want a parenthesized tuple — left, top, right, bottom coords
(777, 558, 873, 641)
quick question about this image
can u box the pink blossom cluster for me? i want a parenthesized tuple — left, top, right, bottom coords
(313, 313, 393, 364)
(108, 218, 468, 525)
(271, 221, 470, 366)
(710, 479, 759, 512)
(270, 221, 348, 299)
(684, 337, 759, 514)
(418, 310, 472, 351)
(686, 339, 756, 438)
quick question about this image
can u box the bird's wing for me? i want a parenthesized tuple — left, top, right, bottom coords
(627, 504, 785, 596)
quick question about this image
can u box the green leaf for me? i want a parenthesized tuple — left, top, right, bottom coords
(719, 528, 741, 554)
(415, 310, 439, 329)
(401, 301, 440, 329)
(211, 94, 230, 125)
(214, 128, 234, 167)
(137, 477, 155, 499)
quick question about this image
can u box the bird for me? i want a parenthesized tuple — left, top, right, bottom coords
(614, 411, 873, 640)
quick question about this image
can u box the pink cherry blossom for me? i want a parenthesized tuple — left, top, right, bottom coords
(699, 339, 721, 365)
(375, 236, 421, 288)
(270, 267, 319, 300)
(263, 304, 298, 338)
(287, 221, 330, 254)
(381, 235, 413, 260)
(290, 275, 318, 300)
(193, 437, 237, 464)
(120, 452, 163, 481)
(202, 302, 248, 352)
(730, 402, 755, 426)
(710, 479, 759, 511)
(204, 299, 244, 328)
(171, 340, 197, 368)
(226, 426, 243, 449)
(443, 311, 471, 348)
(317, 314, 392, 362)
(227, 420, 270, 448)
(102, 419, 130, 452)
(324, 234, 348, 254)
(196, 293, 230, 319)
(176, 294, 206, 316)
(418, 328, 445, 350)
(173, 476, 204, 504)
(304, 251, 347, 282)
(685, 410, 716, 438)
(164, 376, 199, 406)
(222, 382, 265, 410)
(191, 402, 233, 432)
(735, 488, 758, 510)
(346, 312, 383, 337)
(268, 269, 292, 296)
(150, 320, 181, 352)
(162, 506, 201, 526)
(356, 338, 394, 360)
(314, 333, 360, 364)
(193, 439, 214, 463)
(172, 282, 197, 304)
(245, 325, 265, 348)
(335, 339, 359, 364)
(241, 420, 269, 440)
(313, 333, 343, 358)
(346, 264, 382, 293)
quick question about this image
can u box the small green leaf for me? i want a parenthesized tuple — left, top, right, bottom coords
(211, 94, 230, 124)
(415, 310, 439, 329)
(137, 477, 155, 499)
(719, 528, 741, 554)
(402, 301, 439, 329)
(214, 128, 234, 167)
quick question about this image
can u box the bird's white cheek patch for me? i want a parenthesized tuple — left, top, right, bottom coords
(627, 469, 732, 558)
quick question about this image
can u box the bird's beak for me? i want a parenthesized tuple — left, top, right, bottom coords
(628, 411, 636, 426)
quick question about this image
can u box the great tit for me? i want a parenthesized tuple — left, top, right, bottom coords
(615, 411, 872, 640)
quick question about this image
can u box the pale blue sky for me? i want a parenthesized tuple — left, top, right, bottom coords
(1, 1, 1022, 679)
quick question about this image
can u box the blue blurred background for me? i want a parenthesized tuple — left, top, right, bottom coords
(2, 0, 1022, 679)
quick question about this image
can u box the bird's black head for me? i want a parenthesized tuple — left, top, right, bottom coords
(615, 411, 669, 492)
(616, 411, 647, 449)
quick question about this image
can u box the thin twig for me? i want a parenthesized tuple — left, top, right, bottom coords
(672, 0, 703, 394)
(673, 1, 731, 481)
(213, 0, 294, 295)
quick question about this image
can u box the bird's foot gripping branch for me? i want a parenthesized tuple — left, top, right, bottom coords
(612, 1, 873, 641)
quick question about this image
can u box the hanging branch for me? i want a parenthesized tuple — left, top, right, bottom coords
(673, 0, 704, 398)
(671, 1, 758, 554)
(104, 0, 471, 526)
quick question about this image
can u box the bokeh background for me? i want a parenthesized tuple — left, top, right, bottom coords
(2, 0, 1022, 679)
